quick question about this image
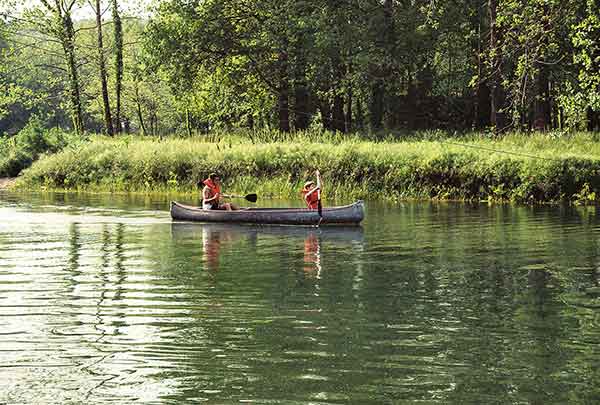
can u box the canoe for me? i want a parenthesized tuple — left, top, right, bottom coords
(170, 200, 364, 226)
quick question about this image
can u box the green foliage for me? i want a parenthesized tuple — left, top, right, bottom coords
(16, 130, 600, 204)
(1, 0, 599, 135)
(0, 118, 82, 177)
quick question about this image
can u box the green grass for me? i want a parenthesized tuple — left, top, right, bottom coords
(15, 130, 600, 204)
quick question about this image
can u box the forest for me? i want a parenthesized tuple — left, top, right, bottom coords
(1, 0, 599, 138)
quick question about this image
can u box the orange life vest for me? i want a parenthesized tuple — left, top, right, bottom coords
(302, 186, 320, 209)
(203, 178, 221, 205)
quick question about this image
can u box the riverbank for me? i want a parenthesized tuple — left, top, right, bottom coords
(14, 133, 600, 203)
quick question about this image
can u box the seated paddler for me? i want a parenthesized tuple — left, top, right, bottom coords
(202, 173, 237, 211)
(302, 170, 322, 210)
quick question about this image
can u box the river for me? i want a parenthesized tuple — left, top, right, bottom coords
(1, 191, 599, 404)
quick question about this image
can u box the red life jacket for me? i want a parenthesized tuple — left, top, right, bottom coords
(302, 186, 320, 209)
(203, 178, 221, 204)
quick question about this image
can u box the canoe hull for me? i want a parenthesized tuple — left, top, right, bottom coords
(170, 200, 364, 226)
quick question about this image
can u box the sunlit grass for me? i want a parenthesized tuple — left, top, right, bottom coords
(16, 130, 600, 203)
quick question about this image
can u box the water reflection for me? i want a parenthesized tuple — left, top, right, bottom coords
(1, 192, 600, 404)
(171, 223, 364, 279)
(303, 232, 321, 278)
(202, 226, 223, 273)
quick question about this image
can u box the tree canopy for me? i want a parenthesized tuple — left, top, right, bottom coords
(0, 0, 598, 136)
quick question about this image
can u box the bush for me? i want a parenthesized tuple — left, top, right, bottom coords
(0, 118, 82, 177)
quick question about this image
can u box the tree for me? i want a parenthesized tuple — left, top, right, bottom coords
(111, 0, 123, 133)
(38, 0, 85, 134)
(487, 0, 508, 132)
(0, 7, 70, 134)
(92, 0, 113, 135)
(572, 0, 600, 131)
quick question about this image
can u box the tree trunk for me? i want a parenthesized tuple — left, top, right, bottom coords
(474, 1, 491, 128)
(56, 4, 84, 134)
(355, 95, 364, 129)
(186, 107, 192, 137)
(533, 62, 551, 131)
(277, 49, 290, 132)
(111, 0, 123, 134)
(96, 0, 113, 136)
(293, 35, 309, 131)
(588, 107, 600, 131)
(370, 81, 384, 130)
(331, 54, 346, 133)
(346, 83, 353, 132)
(134, 83, 147, 136)
(319, 99, 332, 131)
(407, 78, 417, 130)
(488, 0, 507, 133)
(369, 0, 393, 130)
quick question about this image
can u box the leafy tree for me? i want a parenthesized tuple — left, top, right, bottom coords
(571, 0, 600, 130)
(92, 0, 114, 135)
(36, 0, 85, 134)
(111, 0, 123, 133)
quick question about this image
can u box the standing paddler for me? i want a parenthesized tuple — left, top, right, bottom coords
(302, 170, 322, 210)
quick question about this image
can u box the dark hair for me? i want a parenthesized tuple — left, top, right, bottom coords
(209, 173, 220, 180)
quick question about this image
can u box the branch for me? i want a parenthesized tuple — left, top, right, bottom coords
(8, 38, 65, 59)
(39, 0, 55, 12)
(74, 19, 122, 33)
(34, 63, 67, 72)
(534, 55, 567, 66)
(0, 25, 61, 45)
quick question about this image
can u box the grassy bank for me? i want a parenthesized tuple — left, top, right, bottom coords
(15, 132, 600, 203)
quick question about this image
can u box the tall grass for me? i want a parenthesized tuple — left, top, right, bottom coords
(16, 131, 600, 203)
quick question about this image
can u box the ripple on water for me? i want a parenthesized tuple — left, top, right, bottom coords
(1, 196, 600, 403)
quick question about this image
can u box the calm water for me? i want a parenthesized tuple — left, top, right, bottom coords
(0, 192, 599, 404)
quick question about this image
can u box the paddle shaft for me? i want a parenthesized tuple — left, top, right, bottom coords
(222, 193, 257, 203)
(316, 171, 323, 225)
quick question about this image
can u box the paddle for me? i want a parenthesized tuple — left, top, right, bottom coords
(223, 193, 258, 203)
(196, 182, 257, 203)
(316, 170, 323, 226)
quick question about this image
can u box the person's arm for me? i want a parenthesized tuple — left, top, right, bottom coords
(203, 187, 220, 203)
(305, 188, 317, 197)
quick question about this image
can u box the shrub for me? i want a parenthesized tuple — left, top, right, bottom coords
(0, 118, 82, 177)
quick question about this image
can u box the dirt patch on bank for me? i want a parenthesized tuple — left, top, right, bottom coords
(0, 178, 16, 189)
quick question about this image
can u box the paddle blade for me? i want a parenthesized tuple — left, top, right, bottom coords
(245, 193, 258, 203)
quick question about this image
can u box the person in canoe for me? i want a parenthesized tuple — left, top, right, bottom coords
(202, 173, 237, 211)
(302, 170, 322, 210)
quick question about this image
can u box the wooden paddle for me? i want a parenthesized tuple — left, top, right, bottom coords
(316, 170, 323, 226)
(223, 193, 258, 203)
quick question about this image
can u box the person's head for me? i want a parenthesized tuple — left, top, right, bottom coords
(304, 180, 315, 190)
(209, 173, 221, 184)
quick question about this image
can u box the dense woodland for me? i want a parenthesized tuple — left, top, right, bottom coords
(1, 0, 599, 138)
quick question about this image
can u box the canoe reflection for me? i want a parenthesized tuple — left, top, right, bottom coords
(170, 223, 364, 274)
